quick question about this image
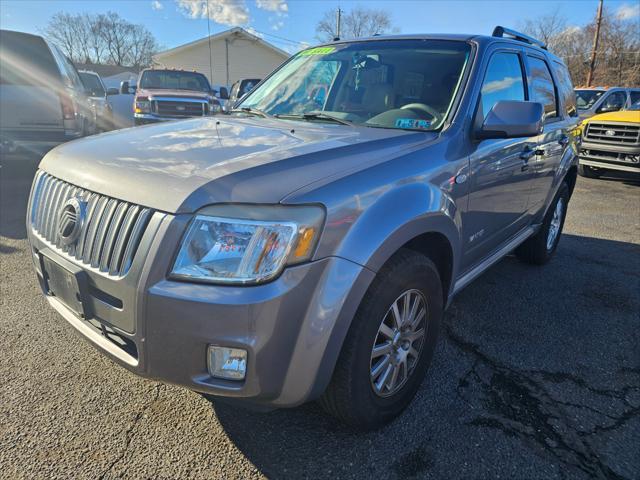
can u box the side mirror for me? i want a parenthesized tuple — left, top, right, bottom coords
(476, 100, 544, 140)
(107, 87, 119, 96)
(597, 103, 622, 113)
(120, 81, 130, 94)
(219, 87, 229, 100)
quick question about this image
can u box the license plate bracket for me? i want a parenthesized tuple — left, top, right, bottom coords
(40, 252, 91, 319)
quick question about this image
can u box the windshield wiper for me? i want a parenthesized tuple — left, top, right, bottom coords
(276, 111, 354, 126)
(229, 107, 272, 118)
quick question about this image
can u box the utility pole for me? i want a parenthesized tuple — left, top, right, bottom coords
(335, 7, 342, 40)
(587, 0, 604, 87)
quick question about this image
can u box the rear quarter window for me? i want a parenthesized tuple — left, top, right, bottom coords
(0, 31, 60, 86)
(552, 61, 577, 118)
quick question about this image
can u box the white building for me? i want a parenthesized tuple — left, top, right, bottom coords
(152, 27, 290, 88)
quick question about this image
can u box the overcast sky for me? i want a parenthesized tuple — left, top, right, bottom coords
(1, 0, 639, 54)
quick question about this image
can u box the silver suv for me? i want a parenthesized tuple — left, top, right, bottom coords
(27, 27, 579, 429)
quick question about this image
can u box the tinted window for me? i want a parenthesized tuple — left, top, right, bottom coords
(0, 31, 60, 86)
(598, 91, 626, 112)
(79, 72, 105, 97)
(49, 43, 83, 90)
(480, 52, 525, 119)
(528, 56, 557, 119)
(576, 89, 605, 109)
(630, 91, 640, 104)
(140, 71, 211, 91)
(553, 61, 577, 117)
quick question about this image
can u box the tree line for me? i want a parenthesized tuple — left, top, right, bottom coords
(44, 12, 159, 68)
(522, 8, 639, 87)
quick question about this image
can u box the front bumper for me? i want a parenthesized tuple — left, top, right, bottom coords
(579, 140, 640, 173)
(28, 211, 374, 407)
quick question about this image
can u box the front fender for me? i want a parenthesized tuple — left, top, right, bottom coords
(334, 182, 462, 274)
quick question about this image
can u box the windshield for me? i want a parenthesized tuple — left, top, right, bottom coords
(140, 70, 211, 92)
(575, 89, 605, 110)
(79, 72, 105, 97)
(238, 40, 471, 131)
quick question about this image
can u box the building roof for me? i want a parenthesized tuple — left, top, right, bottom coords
(153, 27, 289, 61)
(75, 63, 140, 79)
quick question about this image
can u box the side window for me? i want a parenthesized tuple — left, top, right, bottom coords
(480, 52, 526, 119)
(630, 91, 640, 105)
(527, 56, 558, 120)
(598, 91, 626, 113)
(553, 61, 577, 118)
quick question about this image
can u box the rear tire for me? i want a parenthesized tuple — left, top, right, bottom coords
(578, 163, 602, 178)
(516, 182, 569, 265)
(319, 249, 442, 430)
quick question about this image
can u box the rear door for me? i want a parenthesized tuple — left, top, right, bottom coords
(0, 31, 64, 134)
(524, 54, 573, 211)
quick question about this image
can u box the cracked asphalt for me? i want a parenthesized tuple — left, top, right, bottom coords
(1, 152, 639, 480)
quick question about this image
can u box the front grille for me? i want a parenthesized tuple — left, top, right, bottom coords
(153, 100, 208, 117)
(30, 171, 153, 277)
(584, 122, 640, 145)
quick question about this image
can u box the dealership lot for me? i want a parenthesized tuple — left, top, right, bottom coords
(0, 153, 638, 479)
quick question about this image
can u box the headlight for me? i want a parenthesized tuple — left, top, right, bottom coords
(134, 100, 150, 113)
(209, 101, 221, 114)
(171, 205, 325, 285)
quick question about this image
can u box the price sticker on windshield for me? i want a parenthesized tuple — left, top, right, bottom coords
(395, 118, 431, 130)
(300, 47, 336, 56)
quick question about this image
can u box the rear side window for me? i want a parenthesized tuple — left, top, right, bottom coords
(630, 91, 640, 104)
(527, 56, 558, 120)
(49, 43, 84, 90)
(0, 31, 60, 86)
(553, 61, 577, 117)
(480, 52, 526, 119)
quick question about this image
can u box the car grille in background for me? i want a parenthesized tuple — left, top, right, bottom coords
(584, 122, 640, 145)
(30, 171, 153, 277)
(152, 100, 208, 117)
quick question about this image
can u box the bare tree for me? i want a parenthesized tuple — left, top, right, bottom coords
(43, 11, 158, 67)
(522, 7, 640, 87)
(316, 7, 393, 42)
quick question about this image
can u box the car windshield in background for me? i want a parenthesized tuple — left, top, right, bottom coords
(575, 89, 605, 109)
(238, 40, 471, 131)
(79, 72, 105, 97)
(140, 70, 210, 92)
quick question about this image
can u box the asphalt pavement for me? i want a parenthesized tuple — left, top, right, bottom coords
(1, 151, 638, 479)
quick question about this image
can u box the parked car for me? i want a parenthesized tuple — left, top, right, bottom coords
(133, 69, 221, 125)
(27, 26, 579, 430)
(577, 100, 640, 178)
(575, 86, 640, 120)
(79, 70, 114, 133)
(0, 29, 93, 152)
(227, 78, 261, 109)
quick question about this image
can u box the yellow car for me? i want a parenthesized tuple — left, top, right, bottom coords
(578, 104, 640, 178)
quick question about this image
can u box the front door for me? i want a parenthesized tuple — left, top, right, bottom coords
(462, 49, 536, 270)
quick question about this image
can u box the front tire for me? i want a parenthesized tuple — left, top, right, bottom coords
(578, 163, 602, 178)
(516, 182, 569, 265)
(319, 249, 442, 430)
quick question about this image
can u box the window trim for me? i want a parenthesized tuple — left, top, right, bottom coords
(524, 54, 561, 124)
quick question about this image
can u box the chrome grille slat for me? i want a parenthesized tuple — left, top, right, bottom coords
(585, 122, 640, 145)
(91, 199, 118, 268)
(99, 202, 128, 271)
(29, 172, 155, 277)
(120, 208, 152, 275)
(109, 205, 139, 275)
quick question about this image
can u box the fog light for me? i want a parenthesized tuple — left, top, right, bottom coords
(207, 346, 247, 380)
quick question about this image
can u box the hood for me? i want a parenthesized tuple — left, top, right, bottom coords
(137, 88, 211, 100)
(40, 117, 433, 213)
(584, 110, 640, 123)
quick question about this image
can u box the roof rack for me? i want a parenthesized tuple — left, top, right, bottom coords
(492, 26, 547, 50)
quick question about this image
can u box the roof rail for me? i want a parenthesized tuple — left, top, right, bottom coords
(492, 26, 547, 50)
